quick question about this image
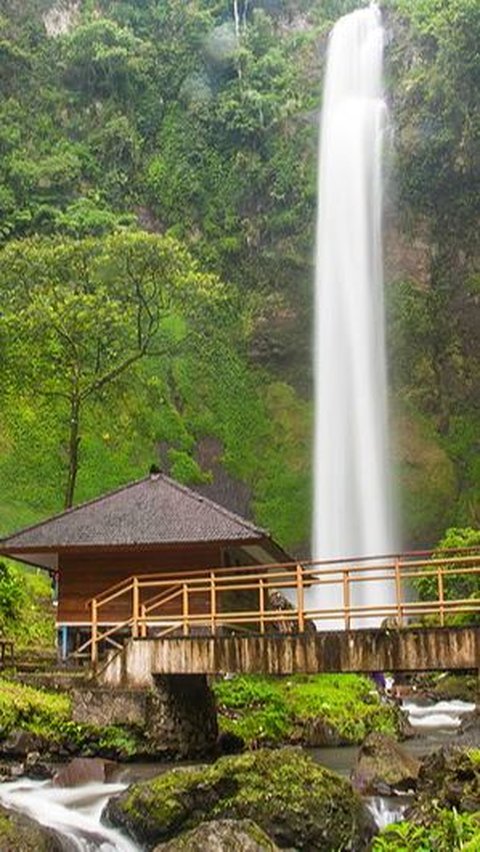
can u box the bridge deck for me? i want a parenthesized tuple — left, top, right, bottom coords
(99, 626, 480, 688)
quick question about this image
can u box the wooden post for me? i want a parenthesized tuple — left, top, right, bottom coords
(394, 558, 403, 625)
(132, 578, 139, 639)
(210, 572, 216, 636)
(296, 564, 305, 633)
(91, 599, 98, 668)
(140, 604, 147, 639)
(259, 578, 265, 634)
(343, 568, 351, 630)
(183, 583, 190, 636)
(438, 565, 445, 627)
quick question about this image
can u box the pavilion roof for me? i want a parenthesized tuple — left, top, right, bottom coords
(0, 473, 270, 552)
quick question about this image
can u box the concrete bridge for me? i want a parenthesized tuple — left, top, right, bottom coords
(98, 626, 480, 688)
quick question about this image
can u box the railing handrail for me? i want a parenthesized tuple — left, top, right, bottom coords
(85, 545, 480, 608)
(83, 547, 480, 667)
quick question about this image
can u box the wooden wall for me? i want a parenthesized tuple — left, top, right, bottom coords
(57, 544, 223, 623)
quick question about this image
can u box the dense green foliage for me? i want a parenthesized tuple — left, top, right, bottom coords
(373, 809, 480, 852)
(0, 562, 54, 648)
(412, 527, 480, 624)
(374, 744, 480, 849)
(0, 0, 478, 551)
(213, 673, 400, 745)
(386, 0, 480, 535)
(0, 231, 225, 507)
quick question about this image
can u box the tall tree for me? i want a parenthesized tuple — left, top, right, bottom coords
(0, 232, 225, 506)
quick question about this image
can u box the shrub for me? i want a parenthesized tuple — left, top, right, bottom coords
(412, 528, 480, 624)
(373, 809, 480, 851)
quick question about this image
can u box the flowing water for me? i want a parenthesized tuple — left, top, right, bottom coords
(0, 779, 137, 851)
(0, 699, 475, 846)
(312, 3, 395, 627)
(313, 697, 477, 829)
(403, 699, 476, 733)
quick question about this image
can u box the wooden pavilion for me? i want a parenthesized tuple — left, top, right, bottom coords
(0, 471, 291, 658)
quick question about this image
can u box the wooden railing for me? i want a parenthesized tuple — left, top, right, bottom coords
(77, 549, 480, 666)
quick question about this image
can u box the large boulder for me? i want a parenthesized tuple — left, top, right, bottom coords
(408, 747, 480, 820)
(291, 717, 347, 747)
(105, 747, 375, 850)
(456, 712, 480, 749)
(351, 732, 420, 795)
(0, 804, 62, 851)
(431, 674, 479, 704)
(153, 819, 280, 851)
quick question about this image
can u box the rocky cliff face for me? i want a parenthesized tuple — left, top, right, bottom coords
(0, 0, 477, 552)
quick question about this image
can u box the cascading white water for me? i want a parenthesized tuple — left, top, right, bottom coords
(312, 3, 395, 628)
(0, 779, 139, 851)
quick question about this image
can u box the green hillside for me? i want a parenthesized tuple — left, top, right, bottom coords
(0, 0, 478, 551)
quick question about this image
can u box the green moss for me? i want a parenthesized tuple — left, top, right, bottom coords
(213, 674, 399, 747)
(108, 748, 372, 850)
(393, 405, 458, 546)
(0, 678, 70, 732)
(0, 679, 142, 758)
(467, 749, 480, 767)
(430, 673, 478, 702)
(0, 804, 55, 849)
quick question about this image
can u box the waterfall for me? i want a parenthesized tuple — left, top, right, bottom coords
(312, 3, 395, 628)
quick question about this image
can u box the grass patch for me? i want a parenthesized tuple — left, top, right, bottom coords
(213, 673, 399, 747)
(0, 678, 70, 732)
(0, 678, 141, 758)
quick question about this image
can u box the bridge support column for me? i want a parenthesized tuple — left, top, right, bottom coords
(147, 674, 218, 758)
(72, 674, 218, 759)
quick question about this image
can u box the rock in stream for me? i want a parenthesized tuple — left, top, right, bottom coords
(105, 747, 375, 850)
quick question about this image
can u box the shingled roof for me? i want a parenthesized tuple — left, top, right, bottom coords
(0, 473, 269, 552)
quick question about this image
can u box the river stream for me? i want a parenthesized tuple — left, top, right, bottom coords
(0, 698, 476, 850)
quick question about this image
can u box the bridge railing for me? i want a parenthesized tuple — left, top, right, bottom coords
(79, 549, 480, 665)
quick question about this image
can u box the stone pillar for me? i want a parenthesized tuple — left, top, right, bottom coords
(72, 674, 218, 759)
(146, 675, 218, 758)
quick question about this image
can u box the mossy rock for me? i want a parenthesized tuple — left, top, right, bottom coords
(153, 818, 280, 851)
(0, 805, 61, 851)
(105, 747, 375, 850)
(409, 747, 480, 821)
(213, 674, 403, 749)
(351, 732, 420, 795)
(431, 674, 479, 703)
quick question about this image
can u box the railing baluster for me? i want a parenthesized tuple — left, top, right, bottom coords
(183, 583, 190, 636)
(132, 577, 139, 639)
(343, 568, 350, 630)
(140, 604, 147, 639)
(296, 564, 305, 633)
(259, 578, 265, 634)
(210, 572, 216, 636)
(438, 565, 445, 627)
(91, 599, 98, 668)
(395, 558, 403, 626)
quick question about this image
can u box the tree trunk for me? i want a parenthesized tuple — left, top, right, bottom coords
(64, 395, 81, 509)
